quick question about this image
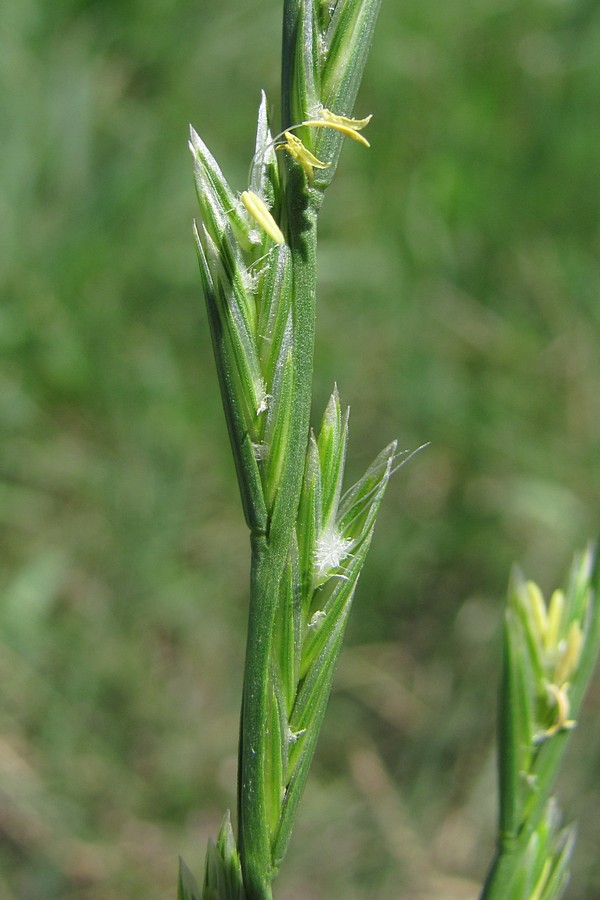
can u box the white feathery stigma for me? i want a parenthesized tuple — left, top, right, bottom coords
(314, 526, 352, 582)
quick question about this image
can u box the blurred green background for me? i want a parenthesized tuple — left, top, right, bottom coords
(1, 0, 599, 897)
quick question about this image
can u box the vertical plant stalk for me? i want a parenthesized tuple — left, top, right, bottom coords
(239, 0, 383, 892)
(183, 2, 388, 899)
(237, 183, 319, 897)
(481, 545, 600, 900)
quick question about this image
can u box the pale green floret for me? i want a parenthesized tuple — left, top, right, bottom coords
(527, 580, 550, 645)
(523, 581, 584, 693)
(519, 580, 584, 741)
(546, 588, 565, 652)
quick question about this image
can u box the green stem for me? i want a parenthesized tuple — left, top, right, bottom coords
(237, 177, 320, 899)
(237, 4, 326, 892)
(237, 536, 280, 900)
(479, 840, 520, 900)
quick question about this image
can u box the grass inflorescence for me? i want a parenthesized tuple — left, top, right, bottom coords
(185, 2, 395, 897)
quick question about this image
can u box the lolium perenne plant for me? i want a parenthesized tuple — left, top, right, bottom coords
(181, 1, 600, 898)
(481, 545, 600, 900)
(184, 1, 392, 897)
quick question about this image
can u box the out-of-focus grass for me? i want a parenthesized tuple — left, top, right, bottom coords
(1, 0, 599, 897)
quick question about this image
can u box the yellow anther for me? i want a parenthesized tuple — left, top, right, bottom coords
(302, 108, 373, 147)
(240, 190, 285, 246)
(320, 108, 373, 131)
(277, 131, 329, 182)
(539, 682, 576, 740)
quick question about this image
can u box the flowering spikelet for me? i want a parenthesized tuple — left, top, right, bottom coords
(314, 525, 352, 584)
